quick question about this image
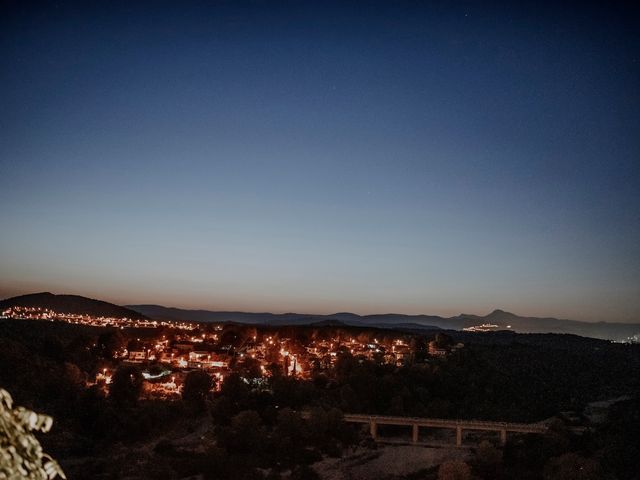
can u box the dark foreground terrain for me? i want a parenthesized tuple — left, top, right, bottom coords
(1, 317, 639, 479)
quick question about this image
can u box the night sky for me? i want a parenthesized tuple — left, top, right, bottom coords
(1, 1, 638, 322)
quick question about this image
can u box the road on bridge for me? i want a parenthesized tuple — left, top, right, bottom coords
(301, 412, 548, 446)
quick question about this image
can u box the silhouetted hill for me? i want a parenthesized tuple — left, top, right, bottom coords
(128, 304, 639, 341)
(1, 292, 148, 320)
(310, 319, 347, 327)
(125, 304, 323, 325)
(452, 309, 640, 340)
(6, 293, 633, 340)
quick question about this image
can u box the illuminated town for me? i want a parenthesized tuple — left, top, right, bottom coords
(1, 305, 196, 330)
(2, 305, 463, 399)
(462, 323, 503, 332)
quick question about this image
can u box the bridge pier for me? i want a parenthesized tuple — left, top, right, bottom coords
(370, 419, 378, 440)
(500, 429, 507, 445)
(456, 426, 462, 446)
(412, 424, 419, 443)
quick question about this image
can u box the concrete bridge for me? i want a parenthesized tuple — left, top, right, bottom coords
(303, 412, 548, 446)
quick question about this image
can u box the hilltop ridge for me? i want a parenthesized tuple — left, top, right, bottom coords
(128, 303, 639, 341)
(2, 292, 637, 341)
(0, 292, 148, 320)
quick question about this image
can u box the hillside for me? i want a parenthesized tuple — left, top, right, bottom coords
(1, 292, 148, 320)
(3, 292, 636, 340)
(128, 304, 639, 341)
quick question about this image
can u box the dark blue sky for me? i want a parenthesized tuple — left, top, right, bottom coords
(1, 1, 638, 321)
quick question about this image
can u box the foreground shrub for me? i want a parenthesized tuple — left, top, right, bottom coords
(0, 388, 65, 479)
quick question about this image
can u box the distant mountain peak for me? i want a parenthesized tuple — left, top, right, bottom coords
(486, 309, 517, 318)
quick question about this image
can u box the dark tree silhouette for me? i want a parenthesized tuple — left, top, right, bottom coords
(97, 330, 125, 359)
(182, 370, 213, 411)
(434, 332, 454, 348)
(109, 365, 143, 406)
(237, 356, 262, 379)
(219, 410, 266, 454)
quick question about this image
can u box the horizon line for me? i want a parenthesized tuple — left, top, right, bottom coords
(4, 290, 638, 325)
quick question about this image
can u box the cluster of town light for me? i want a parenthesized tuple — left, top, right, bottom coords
(2, 306, 196, 330)
(6, 305, 462, 400)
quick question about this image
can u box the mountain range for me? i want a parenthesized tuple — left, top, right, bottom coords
(1, 292, 637, 341)
(127, 304, 640, 341)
